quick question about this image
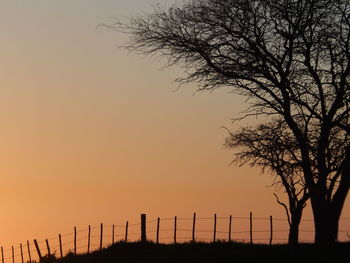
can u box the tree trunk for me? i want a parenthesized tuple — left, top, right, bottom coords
(312, 152, 350, 245)
(312, 196, 349, 245)
(328, 214, 339, 242)
(313, 204, 331, 244)
(311, 196, 340, 245)
(288, 209, 302, 246)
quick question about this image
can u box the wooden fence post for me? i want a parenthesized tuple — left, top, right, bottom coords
(250, 212, 253, 245)
(74, 227, 77, 255)
(269, 216, 273, 246)
(174, 216, 177, 244)
(100, 223, 103, 251)
(45, 239, 51, 257)
(26, 241, 32, 263)
(20, 243, 24, 263)
(59, 234, 63, 258)
(141, 214, 147, 243)
(213, 214, 217, 243)
(192, 213, 196, 243)
(125, 221, 129, 242)
(1, 246, 4, 263)
(229, 215, 232, 242)
(156, 217, 160, 244)
(112, 224, 115, 245)
(87, 225, 91, 254)
(11, 246, 14, 263)
(33, 240, 42, 261)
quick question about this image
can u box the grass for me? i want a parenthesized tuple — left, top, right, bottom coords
(37, 241, 350, 263)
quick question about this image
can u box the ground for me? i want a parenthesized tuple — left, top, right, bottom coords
(38, 242, 350, 263)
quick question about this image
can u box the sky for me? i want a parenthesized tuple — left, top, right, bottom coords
(0, 0, 349, 258)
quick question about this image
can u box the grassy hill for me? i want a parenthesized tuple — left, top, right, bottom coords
(39, 242, 349, 263)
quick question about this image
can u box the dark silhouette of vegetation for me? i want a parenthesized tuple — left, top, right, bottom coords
(224, 120, 309, 246)
(34, 241, 350, 263)
(28, 254, 57, 263)
(109, 0, 350, 245)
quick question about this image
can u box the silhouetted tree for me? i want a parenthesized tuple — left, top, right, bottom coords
(224, 120, 309, 245)
(112, 0, 350, 244)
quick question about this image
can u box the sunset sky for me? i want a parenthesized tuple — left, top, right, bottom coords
(0, 0, 349, 255)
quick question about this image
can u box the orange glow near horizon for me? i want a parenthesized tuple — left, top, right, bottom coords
(0, 0, 349, 257)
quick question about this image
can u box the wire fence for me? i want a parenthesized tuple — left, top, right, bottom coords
(1, 213, 350, 263)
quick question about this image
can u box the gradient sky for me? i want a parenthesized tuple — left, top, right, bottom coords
(0, 0, 349, 252)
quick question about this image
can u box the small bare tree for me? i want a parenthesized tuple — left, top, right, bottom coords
(224, 120, 309, 245)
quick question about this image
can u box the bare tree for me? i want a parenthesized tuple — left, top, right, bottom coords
(224, 120, 309, 245)
(111, 0, 350, 244)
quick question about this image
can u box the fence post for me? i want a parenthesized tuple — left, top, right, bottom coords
(269, 216, 273, 246)
(250, 212, 253, 245)
(45, 239, 51, 257)
(112, 224, 115, 245)
(74, 226, 77, 255)
(33, 240, 42, 261)
(125, 221, 129, 242)
(174, 216, 177, 244)
(213, 214, 217, 243)
(20, 243, 24, 263)
(11, 246, 14, 263)
(192, 213, 196, 243)
(229, 215, 232, 242)
(87, 225, 91, 254)
(141, 214, 147, 243)
(156, 217, 160, 244)
(26, 241, 32, 263)
(59, 234, 63, 258)
(1, 246, 4, 263)
(100, 223, 103, 251)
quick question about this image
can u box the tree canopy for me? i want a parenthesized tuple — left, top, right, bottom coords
(113, 0, 350, 244)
